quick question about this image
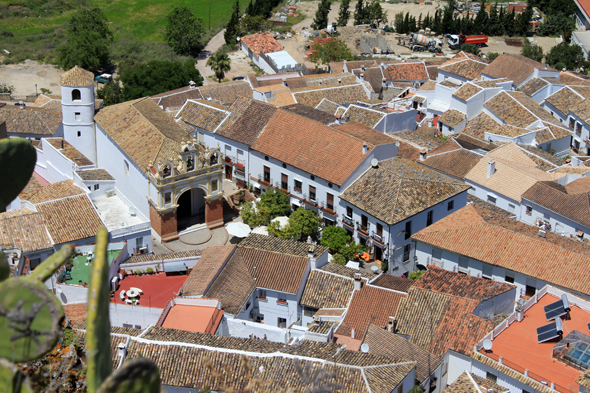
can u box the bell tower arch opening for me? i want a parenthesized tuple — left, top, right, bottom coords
(176, 187, 207, 231)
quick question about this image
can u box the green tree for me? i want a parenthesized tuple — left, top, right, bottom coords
(285, 208, 321, 241)
(496, 6, 505, 35)
(409, 270, 426, 281)
(332, 254, 346, 265)
(486, 52, 500, 61)
(312, 0, 332, 30)
(520, 39, 544, 63)
(225, 0, 241, 46)
(309, 38, 353, 65)
(367, 0, 387, 28)
(258, 188, 291, 220)
(119, 59, 203, 100)
(207, 50, 232, 83)
(96, 81, 123, 106)
(487, 3, 499, 36)
(441, 1, 455, 34)
(239, 15, 272, 35)
(432, 9, 442, 34)
(339, 240, 365, 262)
(537, 12, 574, 37)
(337, 0, 351, 27)
(58, 8, 113, 73)
(515, 4, 533, 36)
(354, 0, 366, 25)
(545, 42, 589, 71)
(394, 12, 405, 34)
(473, 0, 488, 34)
(461, 43, 481, 55)
(165, 6, 204, 57)
(503, 9, 516, 36)
(320, 225, 351, 253)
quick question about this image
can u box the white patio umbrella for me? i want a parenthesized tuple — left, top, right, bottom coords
(270, 216, 289, 229)
(226, 222, 251, 238)
(252, 226, 269, 236)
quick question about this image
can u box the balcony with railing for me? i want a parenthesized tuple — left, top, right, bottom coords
(342, 215, 354, 228)
(371, 231, 384, 245)
(320, 201, 337, 216)
(258, 173, 272, 187)
(302, 193, 318, 208)
(357, 223, 369, 237)
(275, 181, 290, 193)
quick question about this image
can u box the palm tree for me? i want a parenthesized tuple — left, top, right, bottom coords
(207, 51, 231, 83)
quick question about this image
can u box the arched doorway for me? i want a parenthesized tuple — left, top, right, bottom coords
(176, 188, 207, 231)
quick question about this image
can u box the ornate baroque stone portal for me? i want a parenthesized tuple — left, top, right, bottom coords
(147, 139, 224, 242)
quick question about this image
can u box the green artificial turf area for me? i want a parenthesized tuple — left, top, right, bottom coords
(63, 249, 121, 285)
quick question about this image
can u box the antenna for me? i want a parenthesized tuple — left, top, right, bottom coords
(371, 158, 379, 168)
(360, 343, 370, 353)
(483, 339, 493, 351)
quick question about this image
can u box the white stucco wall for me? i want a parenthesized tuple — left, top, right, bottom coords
(466, 182, 520, 216)
(109, 303, 164, 329)
(519, 197, 590, 238)
(61, 84, 97, 164)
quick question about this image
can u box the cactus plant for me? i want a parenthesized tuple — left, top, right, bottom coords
(0, 358, 33, 393)
(0, 138, 36, 212)
(96, 358, 161, 393)
(0, 251, 9, 283)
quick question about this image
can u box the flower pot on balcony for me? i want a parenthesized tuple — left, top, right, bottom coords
(232, 191, 245, 204)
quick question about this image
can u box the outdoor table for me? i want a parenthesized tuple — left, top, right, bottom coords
(126, 289, 139, 298)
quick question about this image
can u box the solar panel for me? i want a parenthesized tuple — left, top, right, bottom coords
(588, 323, 590, 334)
(537, 318, 563, 343)
(544, 294, 571, 321)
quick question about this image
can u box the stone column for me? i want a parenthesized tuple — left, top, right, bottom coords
(205, 198, 224, 229)
(150, 205, 179, 242)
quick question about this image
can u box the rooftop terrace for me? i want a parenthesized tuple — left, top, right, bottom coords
(112, 272, 188, 309)
(62, 249, 121, 285)
(92, 194, 145, 231)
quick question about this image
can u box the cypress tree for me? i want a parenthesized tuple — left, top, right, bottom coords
(497, 6, 505, 35)
(354, 0, 365, 25)
(337, 0, 351, 27)
(312, 0, 332, 30)
(224, 0, 240, 46)
(417, 13, 422, 29)
(474, 0, 488, 34)
(403, 12, 410, 34)
(246, 0, 253, 15)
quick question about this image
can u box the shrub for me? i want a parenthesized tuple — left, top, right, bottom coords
(40, 87, 52, 94)
(409, 270, 425, 281)
(146, 267, 153, 274)
(332, 254, 346, 265)
(0, 83, 15, 94)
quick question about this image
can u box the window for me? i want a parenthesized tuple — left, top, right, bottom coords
(136, 237, 143, 249)
(458, 257, 469, 274)
(211, 180, 218, 192)
(309, 186, 316, 201)
(487, 194, 497, 205)
(361, 215, 368, 231)
(376, 223, 383, 237)
(326, 193, 334, 211)
(426, 210, 433, 226)
(404, 221, 411, 240)
(483, 265, 493, 280)
(88, 186, 91, 191)
(198, 132, 205, 144)
(574, 139, 581, 150)
(576, 122, 583, 135)
(441, 362, 448, 376)
(505, 272, 515, 284)
(281, 173, 288, 191)
(570, 117, 575, 129)
(304, 306, 318, 317)
(245, 301, 251, 310)
(294, 179, 302, 192)
(75, 112, 81, 121)
(71, 89, 81, 101)
(277, 294, 287, 304)
(486, 372, 497, 383)
(526, 205, 533, 215)
(258, 289, 267, 300)
(164, 192, 172, 204)
(346, 206, 353, 217)
(263, 166, 270, 183)
(508, 203, 516, 213)
(123, 323, 133, 328)
(525, 284, 536, 297)
(447, 200, 454, 211)
(93, 184, 99, 191)
(77, 131, 81, 137)
(403, 244, 411, 262)
(124, 160, 130, 175)
(278, 317, 287, 328)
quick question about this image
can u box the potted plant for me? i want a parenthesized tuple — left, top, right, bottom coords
(146, 267, 153, 275)
(232, 190, 245, 204)
(135, 269, 142, 276)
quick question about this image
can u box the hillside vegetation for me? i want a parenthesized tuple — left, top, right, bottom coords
(0, 0, 245, 64)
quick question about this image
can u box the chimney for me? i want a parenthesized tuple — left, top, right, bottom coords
(362, 143, 368, 154)
(353, 273, 362, 291)
(282, 78, 287, 87)
(487, 161, 495, 178)
(428, 119, 433, 127)
(338, 78, 342, 84)
(382, 77, 387, 87)
(359, 73, 364, 82)
(189, 80, 196, 88)
(419, 149, 427, 161)
(116, 342, 127, 368)
(387, 318, 394, 332)
(351, 328, 356, 339)
(361, 66, 365, 71)
(308, 245, 317, 269)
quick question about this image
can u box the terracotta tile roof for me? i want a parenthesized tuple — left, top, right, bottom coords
(0, 208, 52, 252)
(60, 65, 94, 87)
(484, 91, 539, 128)
(293, 84, 369, 108)
(301, 73, 358, 88)
(319, 262, 373, 279)
(282, 103, 336, 124)
(336, 283, 406, 338)
(355, 67, 385, 93)
(571, 85, 590, 98)
(438, 79, 461, 89)
(578, 369, 590, 389)
(507, 91, 559, 125)
(389, 137, 421, 161)
(151, 88, 204, 110)
(181, 245, 235, 296)
(414, 266, 514, 300)
(421, 148, 483, 179)
(395, 286, 495, 355)
(340, 105, 385, 128)
(314, 98, 341, 115)
(0, 105, 62, 136)
(300, 270, 354, 309)
(314, 308, 346, 316)
(418, 80, 437, 91)
(453, 133, 499, 151)
(214, 97, 277, 147)
(332, 121, 395, 145)
(177, 100, 229, 132)
(251, 110, 377, 185)
(464, 143, 553, 201)
(267, 86, 297, 107)
(198, 81, 252, 106)
(392, 129, 444, 150)
(412, 204, 590, 296)
(25, 179, 86, 204)
(45, 138, 93, 166)
(18, 175, 43, 201)
(560, 70, 590, 86)
(76, 169, 114, 181)
(572, 97, 590, 123)
(519, 77, 549, 96)
(426, 65, 439, 80)
(461, 112, 512, 141)
(444, 371, 509, 393)
(74, 330, 127, 368)
(386, 62, 428, 81)
(335, 106, 347, 118)
(63, 302, 87, 323)
(515, 144, 562, 170)
(240, 32, 283, 56)
(307, 321, 335, 334)
(95, 98, 191, 173)
(340, 158, 470, 225)
(533, 123, 572, 144)
(545, 86, 586, 116)
(439, 109, 466, 128)
(483, 54, 555, 86)
(522, 181, 590, 227)
(440, 59, 488, 80)
(452, 83, 483, 101)
(238, 233, 328, 257)
(473, 79, 507, 88)
(370, 274, 414, 292)
(123, 249, 203, 265)
(443, 51, 488, 65)
(362, 324, 442, 383)
(36, 195, 104, 244)
(161, 303, 224, 334)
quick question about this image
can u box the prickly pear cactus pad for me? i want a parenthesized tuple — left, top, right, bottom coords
(0, 138, 37, 212)
(0, 358, 33, 393)
(0, 251, 9, 283)
(96, 358, 161, 393)
(0, 278, 64, 362)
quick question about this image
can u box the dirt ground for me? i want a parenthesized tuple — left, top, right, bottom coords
(0, 60, 64, 98)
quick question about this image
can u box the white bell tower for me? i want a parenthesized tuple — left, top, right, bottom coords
(60, 65, 97, 164)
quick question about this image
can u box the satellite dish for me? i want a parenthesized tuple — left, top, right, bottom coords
(360, 343, 370, 353)
(371, 158, 379, 168)
(483, 339, 493, 351)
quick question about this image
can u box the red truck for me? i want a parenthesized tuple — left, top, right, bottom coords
(448, 33, 488, 49)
